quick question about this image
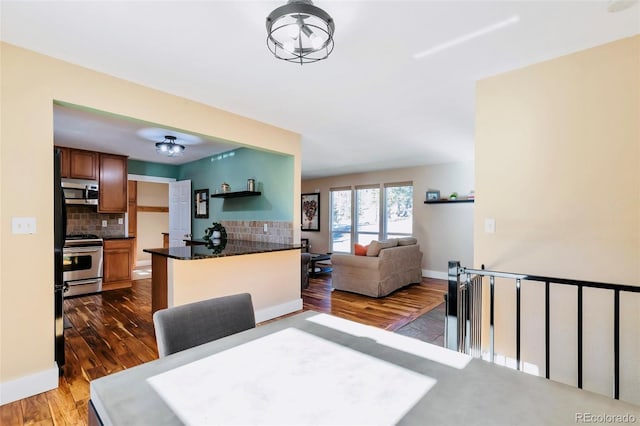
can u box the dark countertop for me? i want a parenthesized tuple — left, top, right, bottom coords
(102, 235, 136, 240)
(143, 239, 301, 260)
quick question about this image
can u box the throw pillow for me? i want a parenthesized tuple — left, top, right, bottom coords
(366, 239, 399, 257)
(354, 243, 368, 256)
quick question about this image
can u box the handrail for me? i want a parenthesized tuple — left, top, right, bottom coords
(462, 267, 640, 293)
(446, 260, 639, 401)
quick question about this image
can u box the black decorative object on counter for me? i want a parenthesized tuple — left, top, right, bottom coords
(203, 222, 227, 241)
(204, 238, 227, 254)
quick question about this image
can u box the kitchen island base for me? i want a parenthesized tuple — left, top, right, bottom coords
(148, 244, 301, 323)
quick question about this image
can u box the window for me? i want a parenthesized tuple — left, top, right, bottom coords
(356, 186, 380, 246)
(330, 188, 352, 253)
(330, 182, 413, 253)
(384, 183, 413, 239)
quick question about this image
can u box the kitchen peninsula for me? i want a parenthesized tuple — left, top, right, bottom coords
(144, 240, 302, 323)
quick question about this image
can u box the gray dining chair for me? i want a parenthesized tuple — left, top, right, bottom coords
(153, 293, 256, 357)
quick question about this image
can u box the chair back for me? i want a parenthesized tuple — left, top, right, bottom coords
(153, 293, 256, 357)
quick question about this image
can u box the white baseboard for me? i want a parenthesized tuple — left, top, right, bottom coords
(255, 298, 303, 323)
(135, 260, 152, 267)
(0, 364, 59, 405)
(422, 269, 448, 280)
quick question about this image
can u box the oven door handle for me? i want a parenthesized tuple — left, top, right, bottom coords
(67, 278, 102, 285)
(64, 247, 102, 254)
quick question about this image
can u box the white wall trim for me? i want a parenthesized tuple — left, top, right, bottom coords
(422, 269, 448, 280)
(128, 174, 176, 183)
(255, 298, 303, 324)
(135, 260, 152, 267)
(0, 364, 58, 405)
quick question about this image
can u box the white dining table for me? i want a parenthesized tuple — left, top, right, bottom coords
(89, 311, 640, 425)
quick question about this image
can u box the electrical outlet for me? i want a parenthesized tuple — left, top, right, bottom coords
(102, 220, 108, 227)
(263, 223, 268, 233)
(118, 218, 124, 225)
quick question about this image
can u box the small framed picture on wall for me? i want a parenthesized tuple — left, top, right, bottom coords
(194, 189, 209, 218)
(426, 190, 440, 201)
(301, 193, 320, 232)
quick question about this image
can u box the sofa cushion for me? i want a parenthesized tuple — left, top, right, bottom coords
(397, 237, 418, 246)
(366, 239, 398, 257)
(354, 243, 368, 256)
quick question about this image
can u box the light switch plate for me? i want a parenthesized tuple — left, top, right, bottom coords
(12, 217, 36, 234)
(118, 218, 124, 225)
(484, 218, 496, 234)
(263, 223, 268, 233)
(102, 220, 108, 227)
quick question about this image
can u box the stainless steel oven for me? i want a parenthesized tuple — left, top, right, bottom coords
(63, 234, 103, 297)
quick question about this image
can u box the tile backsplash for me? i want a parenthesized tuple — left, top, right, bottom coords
(66, 205, 125, 237)
(219, 220, 293, 244)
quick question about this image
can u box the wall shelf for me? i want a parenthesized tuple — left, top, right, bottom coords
(424, 199, 474, 204)
(211, 191, 261, 199)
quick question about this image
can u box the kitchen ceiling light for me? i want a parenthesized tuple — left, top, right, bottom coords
(155, 135, 185, 157)
(266, 0, 335, 65)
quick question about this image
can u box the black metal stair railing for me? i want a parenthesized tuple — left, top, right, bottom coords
(444, 260, 640, 400)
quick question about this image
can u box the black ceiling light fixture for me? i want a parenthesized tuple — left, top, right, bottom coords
(155, 135, 185, 157)
(266, 0, 335, 65)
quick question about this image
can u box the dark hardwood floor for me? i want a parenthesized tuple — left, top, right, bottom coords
(0, 273, 446, 425)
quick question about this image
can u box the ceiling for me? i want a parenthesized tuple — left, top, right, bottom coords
(1, 1, 639, 178)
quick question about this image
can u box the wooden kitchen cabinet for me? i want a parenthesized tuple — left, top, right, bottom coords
(55, 146, 71, 178)
(55, 146, 97, 179)
(128, 180, 137, 236)
(69, 148, 98, 180)
(128, 180, 138, 262)
(99, 153, 128, 213)
(103, 238, 134, 291)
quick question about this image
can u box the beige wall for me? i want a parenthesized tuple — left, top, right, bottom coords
(0, 42, 301, 402)
(475, 36, 639, 403)
(302, 162, 475, 276)
(169, 250, 300, 323)
(136, 182, 169, 263)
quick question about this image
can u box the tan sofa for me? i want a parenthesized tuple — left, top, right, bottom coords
(331, 238, 423, 298)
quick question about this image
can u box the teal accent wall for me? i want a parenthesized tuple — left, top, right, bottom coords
(178, 148, 294, 239)
(128, 159, 180, 179)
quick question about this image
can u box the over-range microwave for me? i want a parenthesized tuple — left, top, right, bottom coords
(62, 179, 99, 205)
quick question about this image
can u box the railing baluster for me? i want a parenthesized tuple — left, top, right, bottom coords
(577, 285, 583, 389)
(458, 273, 465, 353)
(472, 274, 477, 356)
(466, 273, 471, 354)
(490, 275, 495, 363)
(516, 278, 521, 371)
(469, 274, 474, 355)
(614, 289, 620, 400)
(476, 276, 482, 357)
(446, 261, 460, 352)
(545, 281, 550, 380)
(443, 294, 448, 349)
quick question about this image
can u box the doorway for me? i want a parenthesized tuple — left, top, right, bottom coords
(128, 176, 173, 279)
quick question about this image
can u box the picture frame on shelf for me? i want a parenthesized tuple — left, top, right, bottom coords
(301, 193, 320, 232)
(194, 189, 209, 218)
(426, 190, 440, 201)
